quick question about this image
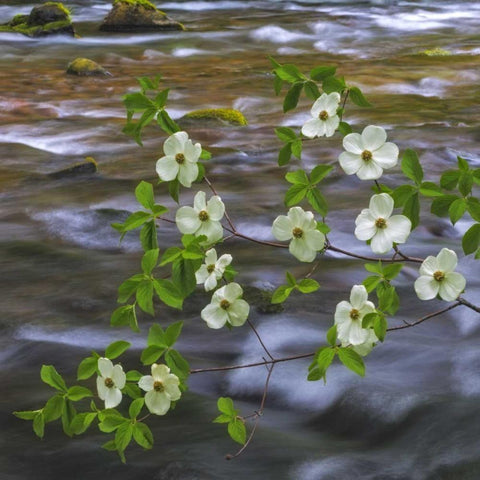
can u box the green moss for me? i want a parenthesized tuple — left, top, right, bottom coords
(113, 0, 158, 11)
(66, 58, 109, 76)
(43, 2, 71, 18)
(10, 14, 29, 26)
(418, 47, 452, 56)
(9, 19, 72, 36)
(185, 108, 248, 126)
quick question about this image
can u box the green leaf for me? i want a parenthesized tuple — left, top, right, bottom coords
(374, 315, 387, 342)
(165, 321, 183, 347)
(449, 198, 467, 225)
(153, 88, 169, 109)
(110, 305, 135, 328)
(217, 397, 235, 416)
(310, 65, 337, 81)
(458, 172, 474, 197)
(391, 184, 417, 207)
(133, 422, 154, 449)
(285, 184, 308, 206)
(140, 221, 158, 252)
(136, 75, 161, 92)
(348, 86, 372, 107)
(153, 279, 184, 310)
(70, 412, 97, 435)
(274, 64, 305, 83)
(200, 148, 211, 160)
(136, 279, 154, 315)
(105, 340, 131, 360)
(458, 156, 470, 171)
(43, 395, 65, 422)
(115, 422, 134, 453)
(14, 410, 39, 421)
(291, 139, 302, 159)
(283, 82, 303, 113)
(126, 370, 143, 382)
(285, 169, 309, 185)
(228, 419, 246, 445)
(326, 325, 337, 347)
(278, 142, 292, 166)
(77, 355, 98, 380)
(467, 198, 480, 222)
(213, 413, 231, 424)
(297, 278, 320, 293)
(156, 109, 180, 135)
(33, 412, 45, 439)
(401, 149, 423, 185)
(316, 347, 336, 379)
(123, 92, 155, 111)
(129, 398, 145, 419)
(120, 211, 152, 231)
(141, 249, 159, 275)
(403, 193, 420, 229)
(419, 181, 443, 197)
(306, 188, 328, 216)
(310, 165, 333, 184)
(168, 178, 180, 203)
(431, 194, 460, 217)
(117, 274, 144, 303)
(440, 170, 460, 190)
(382, 263, 404, 280)
(98, 413, 127, 433)
(123, 383, 142, 400)
(273, 74, 283, 96)
(165, 349, 190, 380)
(61, 399, 76, 437)
(271, 285, 293, 304)
(135, 181, 155, 210)
(40, 365, 67, 392)
(462, 223, 480, 255)
(141, 345, 167, 365)
(338, 121, 352, 136)
(316, 222, 331, 234)
(275, 127, 297, 143)
(67, 386, 93, 402)
(286, 271, 296, 286)
(172, 257, 198, 297)
(363, 275, 382, 293)
(160, 247, 183, 266)
(304, 80, 321, 100)
(322, 75, 346, 94)
(361, 312, 378, 329)
(102, 439, 118, 451)
(147, 323, 167, 346)
(337, 348, 365, 377)
(364, 262, 383, 274)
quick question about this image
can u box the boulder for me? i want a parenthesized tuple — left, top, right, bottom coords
(0, 2, 75, 37)
(100, 0, 184, 32)
(48, 157, 98, 179)
(66, 58, 112, 76)
(181, 108, 248, 127)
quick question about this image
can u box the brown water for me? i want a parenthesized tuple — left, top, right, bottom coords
(1, 1, 480, 479)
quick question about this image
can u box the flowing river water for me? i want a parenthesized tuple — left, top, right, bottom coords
(1, 1, 480, 479)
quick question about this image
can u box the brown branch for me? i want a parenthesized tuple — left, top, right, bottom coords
(247, 319, 274, 360)
(458, 296, 480, 313)
(327, 243, 423, 263)
(203, 175, 237, 232)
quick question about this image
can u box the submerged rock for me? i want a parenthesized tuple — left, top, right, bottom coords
(48, 157, 98, 179)
(181, 108, 248, 127)
(0, 2, 76, 37)
(66, 58, 112, 76)
(100, 0, 184, 32)
(418, 47, 452, 56)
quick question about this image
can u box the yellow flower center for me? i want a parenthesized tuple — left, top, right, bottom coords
(220, 299, 230, 310)
(104, 377, 114, 388)
(292, 227, 303, 238)
(349, 309, 360, 320)
(175, 153, 185, 164)
(433, 270, 445, 282)
(198, 210, 209, 222)
(319, 110, 329, 121)
(375, 217, 387, 229)
(207, 264, 215, 274)
(361, 150, 373, 162)
(153, 381, 165, 392)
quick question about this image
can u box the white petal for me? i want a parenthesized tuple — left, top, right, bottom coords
(216, 253, 232, 270)
(145, 390, 170, 415)
(372, 142, 399, 169)
(98, 358, 113, 378)
(336, 319, 353, 344)
(356, 161, 383, 180)
(419, 255, 439, 276)
(414, 275, 439, 300)
(290, 238, 316, 262)
(195, 265, 210, 284)
(206, 196, 225, 221)
(342, 132, 363, 154)
(272, 215, 293, 241)
(184, 140, 201, 162)
(222, 282, 243, 302)
(362, 125, 387, 150)
(349, 285, 368, 309)
(439, 273, 466, 301)
(360, 301, 376, 315)
(355, 213, 376, 241)
(97, 376, 108, 400)
(196, 220, 223, 244)
(386, 215, 411, 243)
(176, 206, 201, 234)
(156, 156, 179, 182)
(177, 163, 198, 188)
(164, 377, 181, 401)
(204, 273, 218, 292)
(288, 206, 308, 227)
(301, 118, 324, 138)
(111, 365, 126, 389)
(334, 301, 353, 324)
(437, 248, 458, 273)
(193, 191, 207, 211)
(324, 115, 339, 137)
(227, 299, 250, 326)
(310, 94, 328, 117)
(138, 375, 154, 392)
(304, 229, 325, 251)
(163, 131, 188, 156)
(348, 321, 370, 346)
(104, 388, 122, 409)
(370, 230, 393, 254)
(324, 91, 341, 113)
(369, 193, 394, 219)
(151, 364, 170, 381)
(201, 304, 228, 329)
(338, 152, 362, 175)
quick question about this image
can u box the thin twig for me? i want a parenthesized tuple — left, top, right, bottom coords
(327, 243, 423, 263)
(458, 296, 480, 313)
(247, 319, 274, 360)
(203, 175, 237, 232)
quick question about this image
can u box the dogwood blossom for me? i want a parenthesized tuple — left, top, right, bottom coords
(339, 125, 399, 180)
(414, 248, 466, 301)
(195, 248, 232, 292)
(156, 131, 201, 187)
(334, 285, 377, 346)
(355, 193, 411, 254)
(139, 364, 181, 416)
(272, 206, 325, 262)
(200, 282, 249, 329)
(96, 358, 126, 409)
(175, 191, 225, 244)
(341, 327, 378, 356)
(301, 92, 341, 138)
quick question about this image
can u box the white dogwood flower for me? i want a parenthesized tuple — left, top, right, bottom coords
(139, 364, 181, 416)
(355, 193, 411, 254)
(334, 285, 377, 346)
(272, 206, 326, 262)
(195, 248, 233, 292)
(201, 282, 249, 329)
(341, 327, 378, 357)
(339, 125, 399, 180)
(156, 131, 201, 187)
(175, 191, 225, 244)
(301, 92, 341, 138)
(96, 358, 126, 409)
(414, 248, 466, 301)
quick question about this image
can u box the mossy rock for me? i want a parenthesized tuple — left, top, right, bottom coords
(48, 157, 98, 179)
(182, 108, 248, 127)
(0, 2, 75, 37)
(243, 286, 284, 314)
(66, 58, 111, 77)
(100, 0, 184, 32)
(418, 47, 452, 56)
